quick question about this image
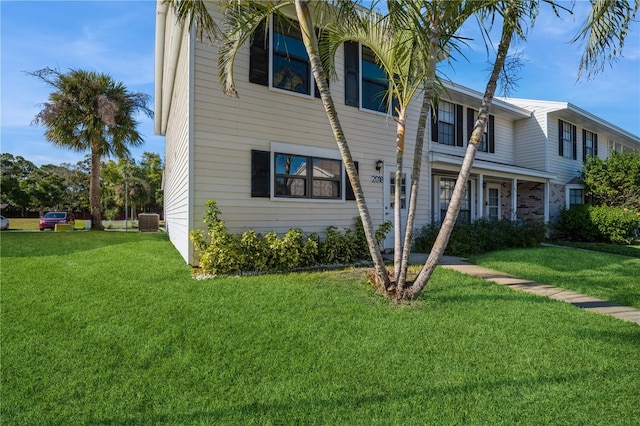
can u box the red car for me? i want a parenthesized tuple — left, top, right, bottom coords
(39, 212, 75, 231)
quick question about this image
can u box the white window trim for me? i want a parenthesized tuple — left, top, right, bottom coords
(268, 15, 315, 100)
(270, 142, 345, 203)
(565, 184, 584, 209)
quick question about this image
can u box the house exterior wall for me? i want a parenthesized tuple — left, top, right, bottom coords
(161, 13, 192, 263)
(184, 10, 431, 260)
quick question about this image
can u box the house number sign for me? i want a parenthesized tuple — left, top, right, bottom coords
(371, 175, 384, 183)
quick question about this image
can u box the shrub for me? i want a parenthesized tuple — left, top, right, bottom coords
(413, 218, 547, 257)
(191, 201, 392, 275)
(555, 205, 640, 245)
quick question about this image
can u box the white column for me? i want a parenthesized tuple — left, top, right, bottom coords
(544, 180, 550, 223)
(511, 178, 518, 221)
(477, 174, 484, 219)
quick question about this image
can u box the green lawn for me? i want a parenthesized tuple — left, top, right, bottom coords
(2, 233, 639, 425)
(470, 246, 640, 309)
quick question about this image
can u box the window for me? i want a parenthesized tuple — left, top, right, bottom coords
(439, 177, 470, 223)
(344, 42, 397, 114)
(467, 108, 495, 153)
(487, 186, 500, 219)
(249, 17, 319, 97)
(431, 101, 463, 146)
(438, 101, 456, 146)
(390, 174, 406, 209)
(274, 154, 341, 198)
(583, 129, 598, 161)
(566, 186, 584, 209)
(251, 146, 356, 201)
(558, 119, 577, 160)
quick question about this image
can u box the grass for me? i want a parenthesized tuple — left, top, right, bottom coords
(551, 240, 640, 258)
(2, 218, 154, 231)
(2, 233, 639, 425)
(470, 246, 640, 309)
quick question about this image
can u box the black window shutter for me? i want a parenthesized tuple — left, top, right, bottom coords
(344, 41, 359, 107)
(431, 104, 439, 142)
(572, 124, 577, 160)
(558, 119, 564, 156)
(455, 104, 464, 147)
(251, 150, 270, 197)
(594, 133, 598, 157)
(345, 161, 359, 201)
(466, 107, 474, 143)
(249, 21, 269, 87)
(582, 129, 587, 162)
(488, 115, 495, 153)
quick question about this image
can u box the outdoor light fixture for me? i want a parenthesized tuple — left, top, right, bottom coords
(375, 159, 383, 172)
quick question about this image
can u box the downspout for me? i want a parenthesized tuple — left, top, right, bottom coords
(154, 0, 168, 135)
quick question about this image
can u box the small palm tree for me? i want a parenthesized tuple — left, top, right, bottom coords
(31, 68, 153, 230)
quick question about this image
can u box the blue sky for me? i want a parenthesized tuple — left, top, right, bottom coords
(1, 1, 639, 167)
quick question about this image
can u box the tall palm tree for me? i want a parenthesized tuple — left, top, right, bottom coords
(31, 68, 153, 230)
(321, 0, 496, 293)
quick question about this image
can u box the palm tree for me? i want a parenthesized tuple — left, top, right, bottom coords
(402, 0, 639, 300)
(31, 68, 153, 230)
(321, 0, 496, 293)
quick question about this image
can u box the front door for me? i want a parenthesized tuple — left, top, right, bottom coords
(383, 170, 409, 250)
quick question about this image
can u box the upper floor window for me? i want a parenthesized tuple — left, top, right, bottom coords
(249, 17, 319, 98)
(344, 42, 397, 114)
(432, 101, 463, 146)
(467, 108, 495, 153)
(558, 119, 577, 160)
(583, 129, 598, 162)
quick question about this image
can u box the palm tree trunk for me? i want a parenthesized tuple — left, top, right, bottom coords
(393, 111, 406, 281)
(397, 27, 440, 293)
(404, 2, 519, 300)
(294, 0, 391, 289)
(90, 140, 104, 230)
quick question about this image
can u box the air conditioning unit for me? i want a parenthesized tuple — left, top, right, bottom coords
(138, 213, 160, 232)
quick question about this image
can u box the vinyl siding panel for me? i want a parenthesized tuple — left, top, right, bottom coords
(162, 26, 191, 263)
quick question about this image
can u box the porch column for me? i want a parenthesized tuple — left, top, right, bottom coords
(477, 174, 484, 219)
(511, 178, 518, 221)
(544, 180, 550, 223)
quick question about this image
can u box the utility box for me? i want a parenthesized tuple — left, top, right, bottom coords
(138, 213, 160, 232)
(55, 223, 73, 232)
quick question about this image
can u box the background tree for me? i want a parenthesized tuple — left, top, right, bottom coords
(28, 165, 66, 216)
(139, 152, 164, 213)
(0, 154, 36, 216)
(31, 67, 153, 230)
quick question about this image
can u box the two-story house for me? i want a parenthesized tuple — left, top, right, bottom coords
(155, 3, 640, 264)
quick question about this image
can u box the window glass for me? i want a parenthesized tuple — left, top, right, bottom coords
(274, 153, 342, 200)
(272, 20, 310, 95)
(569, 188, 583, 208)
(390, 174, 406, 209)
(361, 46, 387, 113)
(584, 130, 595, 159)
(561, 121, 575, 159)
(438, 101, 456, 146)
(440, 177, 470, 223)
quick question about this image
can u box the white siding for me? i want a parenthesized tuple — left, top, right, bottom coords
(162, 22, 192, 263)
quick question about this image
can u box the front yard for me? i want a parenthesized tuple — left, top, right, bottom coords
(1, 232, 639, 424)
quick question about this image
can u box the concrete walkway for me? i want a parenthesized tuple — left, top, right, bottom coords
(398, 253, 640, 326)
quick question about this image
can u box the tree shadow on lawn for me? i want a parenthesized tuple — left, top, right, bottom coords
(0, 231, 167, 258)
